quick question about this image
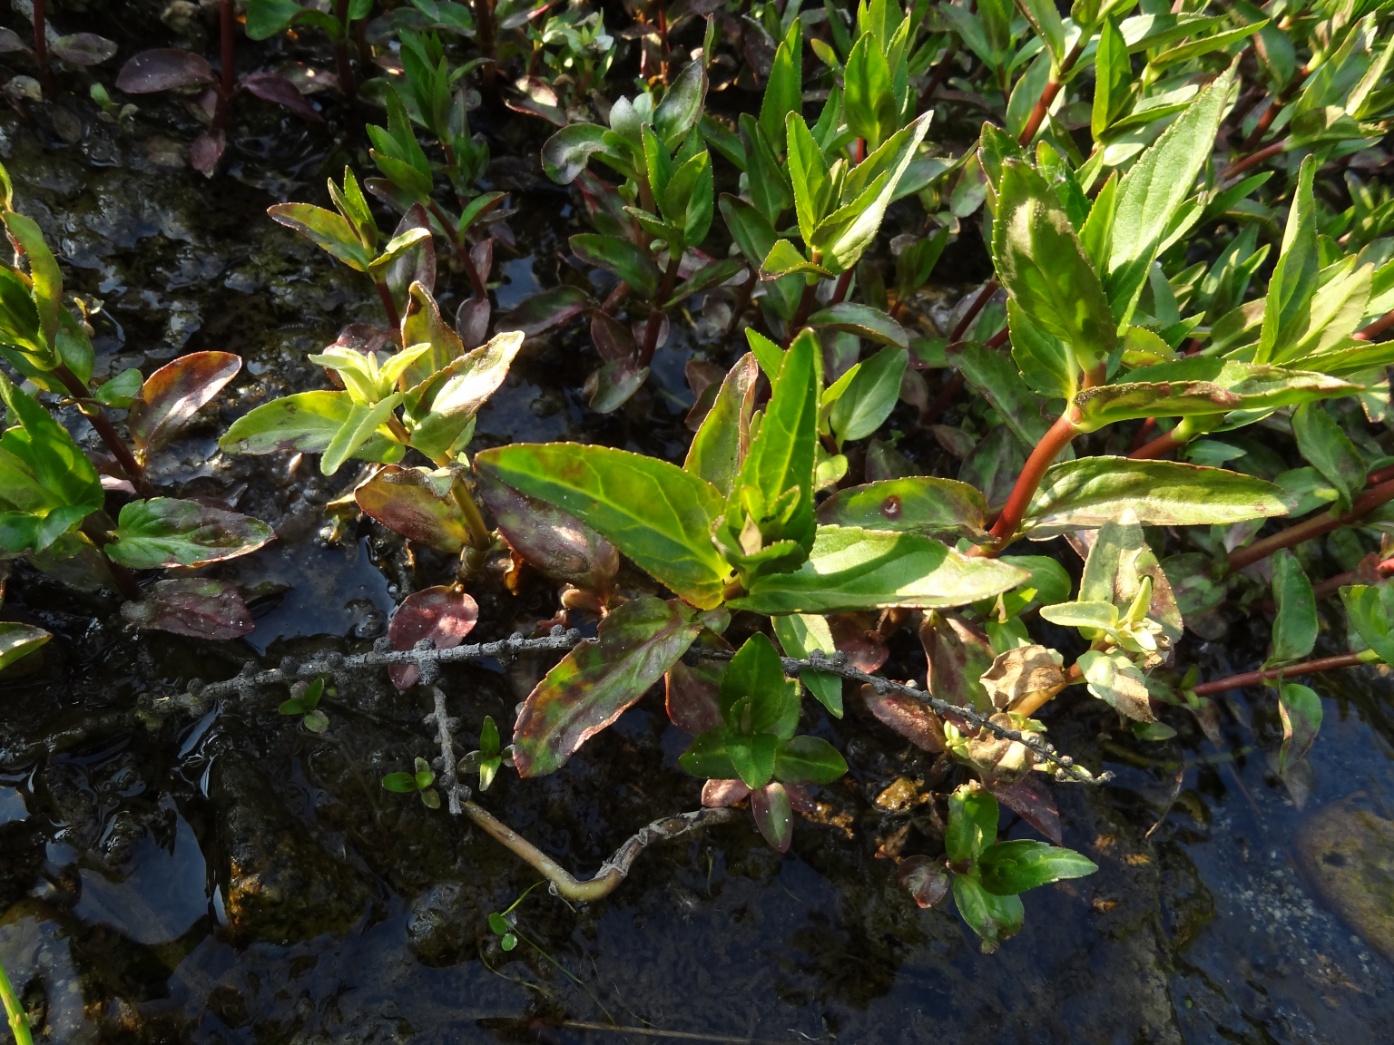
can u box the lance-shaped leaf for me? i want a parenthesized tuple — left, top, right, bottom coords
(121, 578, 254, 640)
(475, 443, 732, 609)
(808, 303, 910, 348)
(1277, 682, 1322, 776)
(267, 203, 372, 272)
(2, 212, 63, 351)
(115, 48, 216, 92)
(654, 62, 707, 149)
(828, 344, 908, 446)
(773, 735, 847, 785)
(128, 351, 242, 456)
(401, 282, 463, 382)
(953, 875, 1025, 954)
(1292, 402, 1365, 510)
(812, 113, 933, 274)
(570, 234, 661, 298)
(513, 597, 705, 776)
(542, 123, 625, 184)
(477, 473, 619, 594)
(729, 526, 1028, 614)
(1116, 359, 1359, 418)
(404, 330, 524, 462)
(759, 18, 802, 148)
(501, 286, 593, 337)
(751, 783, 794, 852)
(1258, 155, 1317, 364)
(684, 353, 758, 497)
(355, 465, 474, 554)
(0, 621, 49, 672)
(321, 392, 404, 476)
(1022, 458, 1293, 538)
(1267, 550, 1316, 666)
(993, 160, 1115, 371)
(977, 839, 1098, 895)
(1107, 66, 1234, 322)
(950, 342, 1053, 448)
(816, 477, 989, 541)
(386, 585, 478, 690)
(105, 498, 274, 570)
(219, 389, 402, 462)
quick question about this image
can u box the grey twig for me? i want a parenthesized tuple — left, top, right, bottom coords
(689, 647, 1108, 785)
(425, 685, 469, 815)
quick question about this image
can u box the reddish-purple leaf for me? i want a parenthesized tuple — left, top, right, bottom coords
(501, 286, 592, 337)
(591, 310, 635, 364)
(387, 586, 479, 690)
(991, 775, 1063, 845)
(121, 578, 254, 640)
(751, 782, 794, 852)
(828, 613, 889, 673)
(355, 465, 473, 555)
(455, 297, 490, 350)
(129, 351, 242, 456)
(387, 209, 438, 332)
(117, 49, 216, 93)
(470, 238, 493, 283)
(897, 856, 951, 909)
(919, 612, 994, 712)
(477, 473, 619, 594)
(685, 358, 727, 400)
(701, 778, 750, 807)
(191, 129, 226, 177)
(863, 684, 945, 752)
(512, 597, 704, 776)
(665, 634, 728, 735)
(52, 34, 118, 66)
(331, 323, 395, 356)
(239, 71, 323, 122)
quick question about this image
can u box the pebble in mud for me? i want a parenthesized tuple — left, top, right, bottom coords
(1295, 792, 1394, 961)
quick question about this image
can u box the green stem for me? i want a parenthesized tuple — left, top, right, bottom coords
(1229, 477, 1394, 573)
(1192, 649, 1379, 697)
(0, 958, 31, 1045)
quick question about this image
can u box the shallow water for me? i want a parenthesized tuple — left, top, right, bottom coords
(1, 55, 1393, 1045)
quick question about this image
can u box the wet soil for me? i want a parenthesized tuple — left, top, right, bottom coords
(2, 26, 1394, 1045)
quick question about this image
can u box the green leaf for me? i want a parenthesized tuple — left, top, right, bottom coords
(1022, 458, 1293, 538)
(977, 839, 1099, 895)
(245, 0, 306, 39)
(771, 613, 842, 717)
(759, 18, 802, 151)
(727, 732, 779, 789)
(1015, 0, 1067, 67)
(106, 498, 274, 570)
(951, 342, 1052, 449)
(720, 633, 799, 739)
(844, 33, 896, 150)
(2, 212, 62, 349)
(828, 345, 909, 446)
(1119, 360, 1360, 418)
(474, 443, 732, 609)
(1107, 67, 1234, 324)
(542, 123, 622, 184)
(684, 353, 758, 498)
(946, 785, 999, 864)
(1258, 155, 1318, 364)
(751, 782, 794, 852)
(0, 621, 50, 673)
(786, 113, 831, 249)
(1340, 584, 1394, 666)
(404, 330, 524, 463)
(219, 389, 401, 462)
(1277, 682, 1322, 775)
(993, 161, 1116, 372)
(729, 526, 1029, 614)
(1292, 403, 1365, 511)
(654, 62, 707, 150)
(513, 597, 704, 776)
(761, 239, 831, 279)
(570, 234, 661, 299)
(382, 772, 420, 793)
(679, 729, 739, 780)
(953, 874, 1025, 953)
(815, 477, 988, 541)
(267, 202, 372, 272)
(320, 392, 404, 476)
(1008, 300, 1076, 401)
(774, 735, 848, 785)
(1267, 550, 1317, 667)
(1092, 17, 1132, 139)
(807, 303, 910, 348)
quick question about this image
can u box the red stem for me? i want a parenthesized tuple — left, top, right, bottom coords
(220, 0, 236, 108)
(1228, 478, 1394, 573)
(1355, 308, 1394, 342)
(1312, 556, 1394, 601)
(640, 253, 683, 366)
(784, 280, 820, 347)
(1129, 428, 1183, 461)
(1222, 141, 1286, 181)
(375, 280, 403, 332)
(972, 411, 1081, 554)
(950, 280, 998, 344)
(54, 365, 153, 495)
(1192, 651, 1374, 696)
(1017, 39, 1086, 146)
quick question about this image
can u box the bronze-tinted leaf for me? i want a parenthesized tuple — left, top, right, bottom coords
(862, 683, 945, 752)
(500, 286, 592, 337)
(512, 597, 704, 776)
(898, 855, 951, 909)
(701, 778, 750, 808)
(52, 34, 118, 66)
(121, 579, 253, 640)
(240, 71, 322, 121)
(116, 49, 216, 92)
(665, 632, 729, 735)
(386, 586, 479, 690)
(129, 351, 242, 456)
(990, 775, 1062, 846)
(355, 465, 474, 554)
(477, 472, 619, 594)
(920, 611, 994, 714)
(751, 782, 794, 852)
